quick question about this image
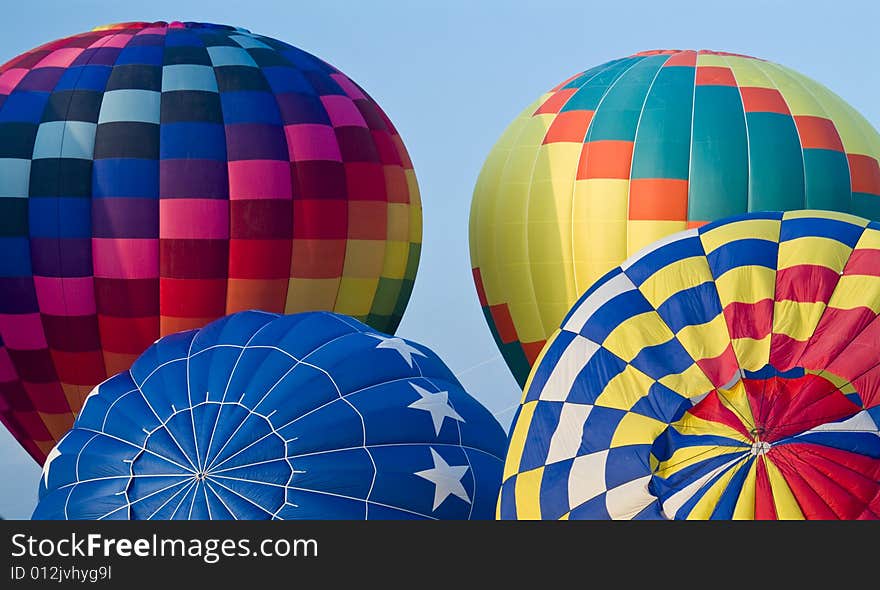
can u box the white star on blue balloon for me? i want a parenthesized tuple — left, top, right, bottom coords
(367, 334, 427, 367)
(414, 448, 471, 511)
(408, 383, 465, 436)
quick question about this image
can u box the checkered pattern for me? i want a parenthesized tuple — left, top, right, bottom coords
(499, 210, 880, 520)
(470, 49, 880, 388)
(0, 21, 422, 465)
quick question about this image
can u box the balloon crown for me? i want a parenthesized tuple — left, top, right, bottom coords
(631, 48, 763, 59)
(92, 21, 250, 33)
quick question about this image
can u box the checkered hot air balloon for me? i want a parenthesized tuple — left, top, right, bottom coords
(0, 21, 422, 464)
(500, 210, 880, 520)
(33, 310, 506, 520)
(470, 49, 880, 387)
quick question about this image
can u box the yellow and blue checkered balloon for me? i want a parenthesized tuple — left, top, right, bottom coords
(500, 210, 880, 520)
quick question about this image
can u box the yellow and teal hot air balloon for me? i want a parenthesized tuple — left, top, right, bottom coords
(470, 49, 880, 386)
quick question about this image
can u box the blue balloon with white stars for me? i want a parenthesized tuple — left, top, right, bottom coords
(32, 310, 508, 520)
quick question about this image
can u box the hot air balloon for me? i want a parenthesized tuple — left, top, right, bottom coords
(33, 310, 506, 520)
(0, 21, 422, 464)
(470, 49, 880, 386)
(500, 210, 880, 520)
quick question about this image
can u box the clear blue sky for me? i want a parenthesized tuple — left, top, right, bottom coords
(1, 0, 878, 519)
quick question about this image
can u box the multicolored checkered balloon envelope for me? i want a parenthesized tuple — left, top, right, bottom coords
(0, 21, 422, 464)
(470, 49, 880, 387)
(33, 310, 506, 520)
(500, 210, 880, 520)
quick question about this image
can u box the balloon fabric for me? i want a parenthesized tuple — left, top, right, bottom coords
(500, 210, 880, 520)
(470, 49, 880, 387)
(0, 21, 422, 464)
(34, 310, 506, 520)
